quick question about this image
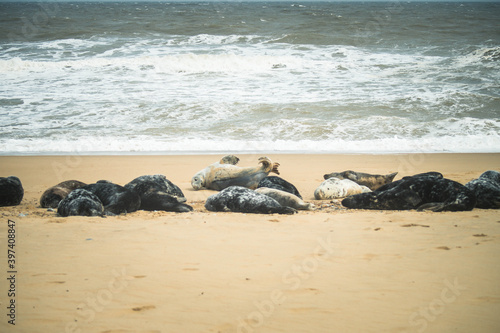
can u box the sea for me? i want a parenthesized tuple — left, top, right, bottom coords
(0, 1, 499, 155)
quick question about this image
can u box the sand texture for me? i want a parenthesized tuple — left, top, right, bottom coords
(1, 153, 499, 333)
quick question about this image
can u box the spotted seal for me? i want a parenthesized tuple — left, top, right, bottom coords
(0, 176, 23, 206)
(342, 172, 476, 212)
(323, 170, 398, 190)
(57, 188, 104, 217)
(192, 155, 280, 191)
(257, 176, 302, 199)
(255, 187, 314, 210)
(314, 177, 371, 200)
(40, 180, 87, 208)
(465, 170, 500, 209)
(81, 180, 141, 215)
(205, 186, 297, 214)
(125, 175, 193, 212)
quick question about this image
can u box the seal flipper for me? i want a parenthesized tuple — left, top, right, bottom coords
(220, 155, 240, 165)
(417, 202, 446, 212)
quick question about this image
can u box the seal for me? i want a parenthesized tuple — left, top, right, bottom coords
(0, 176, 23, 207)
(257, 176, 302, 199)
(323, 170, 398, 191)
(191, 155, 280, 191)
(465, 170, 500, 209)
(57, 188, 104, 217)
(205, 186, 297, 215)
(40, 180, 87, 208)
(341, 172, 476, 212)
(125, 175, 193, 212)
(314, 177, 371, 200)
(81, 180, 141, 215)
(255, 187, 314, 210)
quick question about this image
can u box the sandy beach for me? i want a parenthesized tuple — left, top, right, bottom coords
(1, 153, 499, 333)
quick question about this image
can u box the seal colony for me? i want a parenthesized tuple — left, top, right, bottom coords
(3, 155, 499, 216)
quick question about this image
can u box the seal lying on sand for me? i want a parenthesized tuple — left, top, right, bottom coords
(40, 180, 87, 208)
(125, 175, 193, 212)
(323, 170, 398, 190)
(465, 170, 500, 209)
(57, 189, 104, 217)
(257, 176, 302, 199)
(81, 181, 141, 215)
(205, 186, 297, 215)
(255, 187, 314, 210)
(192, 155, 280, 191)
(314, 177, 371, 200)
(0, 176, 23, 206)
(342, 172, 476, 212)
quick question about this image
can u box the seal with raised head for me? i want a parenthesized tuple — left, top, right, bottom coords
(255, 187, 314, 211)
(125, 175, 193, 212)
(57, 188, 104, 217)
(205, 186, 297, 215)
(257, 176, 302, 199)
(465, 170, 500, 209)
(40, 180, 87, 208)
(342, 172, 476, 212)
(81, 180, 141, 215)
(0, 176, 23, 207)
(314, 177, 371, 200)
(323, 170, 398, 191)
(192, 155, 280, 191)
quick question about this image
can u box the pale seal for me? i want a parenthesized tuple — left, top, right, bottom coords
(57, 188, 104, 217)
(255, 187, 314, 210)
(257, 176, 302, 199)
(342, 172, 476, 212)
(125, 175, 193, 212)
(314, 177, 371, 200)
(40, 180, 87, 208)
(191, 155, 280, 191)
(205, 186, 297, 215)
(465, 170, 500, 209)
(0, 176, 23, 207)
(323, 170, 398, 190)
(81, 180, 141, 215)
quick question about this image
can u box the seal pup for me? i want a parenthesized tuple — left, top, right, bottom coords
(205, 186, 297, 215)
(314, 177, 371, 200)
(192, 155, 280, 191)
(255, 187, 314, 210)
(57, 189, 104, 217)
(257, 176, 302, 199)
(0, 176, 23, 206)
(81, 180, 141, 215)
(342, 172, 476, 212)
(323, 170, 398, 190)
(40, 180, 87, 208)
(125, 175, 193, 212)
(465, 170, 500, 209)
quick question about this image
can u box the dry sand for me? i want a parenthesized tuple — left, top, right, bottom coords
(0, 153, 499, 333)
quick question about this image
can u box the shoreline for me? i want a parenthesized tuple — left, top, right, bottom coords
(0, 152, 499, 332)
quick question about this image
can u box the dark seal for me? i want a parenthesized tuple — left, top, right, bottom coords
(465, 170, 500, 209)
(40, 180, 87, 208)
(0, 176, 23, 207)
(125, 175, 193, 212)
(81, 180, 141, 215)
(57, 188, 104, 217)
(342, 172, 476, 212)
(205, 186, 297, 215)
(257, 176, 302, 199)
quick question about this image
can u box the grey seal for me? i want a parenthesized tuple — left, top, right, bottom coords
(0, 176, 23, 206)
(342, 172, 476, 212)
(323, 170, 398, 190)
(81, 180, 141, 215)
(205, 186, 297, 215)
(255, 187, 314, 210)
(315, 177, 371, 200)
(40, 180, 87, 208)
(192, 155, 280, 191)
(57, 188, 104, 217)
(125, 175, 193, 212)
(257, 176, 302, 199)
(465, 170, 500, 209)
